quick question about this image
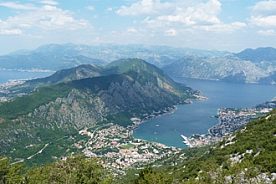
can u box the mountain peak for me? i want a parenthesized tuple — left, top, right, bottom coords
(27, 64, 102, 85)
(106, 58, 163, 74)
(236, 47, 276, 62)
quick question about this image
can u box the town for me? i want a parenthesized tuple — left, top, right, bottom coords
(0, 79, 25, 102)
(75, 120, 180, 175)
(181, 99, 276, 148)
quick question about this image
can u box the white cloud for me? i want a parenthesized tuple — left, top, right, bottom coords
(0, 3, 90, 36)
(258, 29, 276, 36)
(117, 0, 222, 25)
(41, 0, 58, 6)
(198, 22, 246, 32)
(251, 15, 276, 27)
(251, 0, 276, 28)
(86, 5, 95, 11)
(0, 1, 88, 31)
(127, 28, 138, 33)
(165, 28, 177, 36)
(0, 19, 22, 35)
(0, 2, 36, 10)
(107, 7, 113, 12)
(252, 0, 276, 14)
(0, 28, 22, 35)
(116, 0, 172, 16)
(156, 0, 221, 26)
(141, 0, 245, 33)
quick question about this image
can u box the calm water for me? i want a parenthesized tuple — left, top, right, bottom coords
(0, 70, 53, 84)
(133, 78, 276, 148)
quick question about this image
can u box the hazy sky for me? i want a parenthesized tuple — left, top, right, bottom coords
(0, 0, 276, 54)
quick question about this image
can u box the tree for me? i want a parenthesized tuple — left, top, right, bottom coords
(134, 167, 173, 184)
(26, 156, 112, 184)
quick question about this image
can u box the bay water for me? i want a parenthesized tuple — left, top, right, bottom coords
(133, 78, 276, 148)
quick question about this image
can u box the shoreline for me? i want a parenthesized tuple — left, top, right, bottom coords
(181, 135, 192, 147)
(130, 105, 178, 131)
(0, 70, 54, 85)
(0, 68, 54, 73)
(181, 102, 275, 148)
(130, 94, 203, 128)
(131, 95, 207, 147)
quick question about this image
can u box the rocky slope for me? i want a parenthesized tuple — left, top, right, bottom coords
(0, 59, 195, 164)
(236, 47, 276, 63)
(163, 55, 268, 83)
(163, 47, 276, 84)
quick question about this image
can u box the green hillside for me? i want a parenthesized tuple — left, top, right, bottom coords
(0, 59, 194, 166)
(0, 84, 71, 120)
(0, 110, 275, 184)
(122, 110, 276, 184)
(4, 59, 191, 100)
(28, 64, 102, 85)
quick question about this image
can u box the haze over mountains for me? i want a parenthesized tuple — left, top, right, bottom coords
(236, 47, 276, 63)
(0, 44, 227, 70)
(1, 44, 276, 85)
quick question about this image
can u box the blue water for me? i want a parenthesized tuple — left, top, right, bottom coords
(0, 70, 53, 84)
(133, 78, 276, 148)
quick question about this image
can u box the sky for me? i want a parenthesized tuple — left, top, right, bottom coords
(0, 0, 276, 54)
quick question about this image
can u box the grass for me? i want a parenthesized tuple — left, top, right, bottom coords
(120, 143, 135, 149)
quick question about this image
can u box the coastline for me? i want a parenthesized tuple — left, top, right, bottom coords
(0, 68, 54, 73)
(180, 102, 275, 148)
(130, 105, 178, 130)
(181, 135, 192, 147)
(131, 93, 203, 129)
(131, 95, 207, 147)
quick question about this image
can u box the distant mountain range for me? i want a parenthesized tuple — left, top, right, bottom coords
(0, 44, 106, 71)
(163, 55, 274, 84)
(0, 59, 195, 164)
(0, 43, 228, 70)
(0, 44, 276, 84)
(163, 47, 276, 84)
(236, 47, 276, 63)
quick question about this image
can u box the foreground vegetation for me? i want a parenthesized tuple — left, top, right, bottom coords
(0, 156, 112, 184)
(1, 110, 275, 184)
(129, 110, 276, 183)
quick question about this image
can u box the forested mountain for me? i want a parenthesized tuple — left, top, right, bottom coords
(0, 59, 194, 165)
